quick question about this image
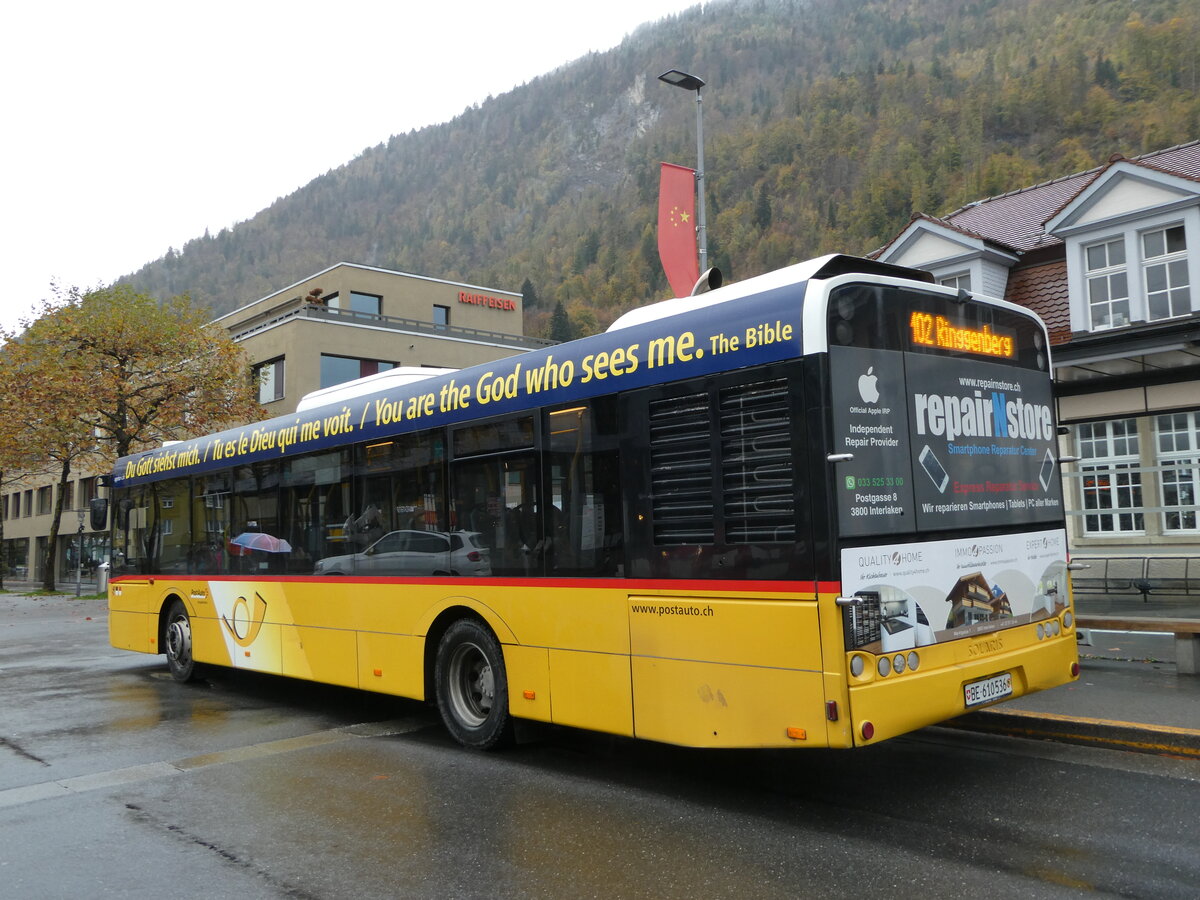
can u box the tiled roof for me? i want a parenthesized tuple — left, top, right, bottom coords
(941, 141, 1200, 252)
(1005, 258, 1071, 345)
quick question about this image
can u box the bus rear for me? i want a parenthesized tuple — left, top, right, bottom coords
(819, 277, 1078, 745)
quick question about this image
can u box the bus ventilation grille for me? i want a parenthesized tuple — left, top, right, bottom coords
(648, 392, 715, 545)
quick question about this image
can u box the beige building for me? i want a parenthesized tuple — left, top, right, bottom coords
(218, 262, 544, 414)
(2, 263, 541, 584)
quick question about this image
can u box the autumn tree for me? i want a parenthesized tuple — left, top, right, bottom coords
(0, 333, 102, 590)
(32, 285, 264, 461)
(0, 360, 52, 590)
(1, 285, 263, 589)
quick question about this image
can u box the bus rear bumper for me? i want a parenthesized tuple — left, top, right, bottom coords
(845, 633, 1079, 746)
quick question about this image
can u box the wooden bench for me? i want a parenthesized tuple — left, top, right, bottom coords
(1076, 615, 1200, 675)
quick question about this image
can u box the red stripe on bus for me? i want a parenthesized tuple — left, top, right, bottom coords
(111, 573, 823, 596)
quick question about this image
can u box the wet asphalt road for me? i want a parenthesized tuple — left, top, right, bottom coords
(2, 592, 1199, 899)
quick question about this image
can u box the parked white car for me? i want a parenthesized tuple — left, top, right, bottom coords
(314, 530, 491, 576)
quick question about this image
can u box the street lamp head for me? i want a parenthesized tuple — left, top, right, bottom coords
(657, 69, 705, 92)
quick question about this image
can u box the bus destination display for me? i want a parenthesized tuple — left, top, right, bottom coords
(909, 311, 1015, 359)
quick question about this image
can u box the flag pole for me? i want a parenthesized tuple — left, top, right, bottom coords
(693, 85, 707, 273)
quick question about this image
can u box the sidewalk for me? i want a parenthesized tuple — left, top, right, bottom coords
(1, 578, 103, 595)
(953, 592, 1200, 757)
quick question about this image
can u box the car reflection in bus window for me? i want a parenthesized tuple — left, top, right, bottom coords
(313, 529, 490, 577)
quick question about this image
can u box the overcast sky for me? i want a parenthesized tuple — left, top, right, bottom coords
(0, 0, 702, 331)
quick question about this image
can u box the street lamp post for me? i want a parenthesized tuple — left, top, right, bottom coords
(657, 69, 708, 273)
(75, 509, 85, 597)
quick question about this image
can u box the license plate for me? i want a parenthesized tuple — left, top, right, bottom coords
(964, 672, 1013, 707)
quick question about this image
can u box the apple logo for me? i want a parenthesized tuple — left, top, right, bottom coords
(858, 366, 880, 403)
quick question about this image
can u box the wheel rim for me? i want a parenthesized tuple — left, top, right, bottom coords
(447, 641, 494, 728)
(166, 614, 192, 670)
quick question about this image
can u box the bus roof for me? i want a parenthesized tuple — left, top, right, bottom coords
(295, 367, 459, 411)
(606, 254, 931, 333)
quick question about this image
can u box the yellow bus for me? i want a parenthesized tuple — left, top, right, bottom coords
(107, 254, 1079, 749)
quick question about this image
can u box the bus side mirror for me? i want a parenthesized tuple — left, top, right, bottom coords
(90, 498, 109, 531)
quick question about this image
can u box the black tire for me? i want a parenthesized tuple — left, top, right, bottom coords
(434, 619, 513, 750)
(163, 599, 198, 683)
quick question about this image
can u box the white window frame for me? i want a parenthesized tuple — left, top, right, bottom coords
(1083, 237, 1130, 329)
(1077, 419, 1145, 534)
(1155, 412, 1200, 533)
(1142, 224, 1190, 322)
(938, 272, 971, 292)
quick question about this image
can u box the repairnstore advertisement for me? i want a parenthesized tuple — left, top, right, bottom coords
(839, 530, 1069, 653)
(831, 347, 1063, 536)
(905, 353, 1063, 532)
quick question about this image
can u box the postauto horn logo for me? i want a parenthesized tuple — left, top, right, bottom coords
(221, 592, 268, 647)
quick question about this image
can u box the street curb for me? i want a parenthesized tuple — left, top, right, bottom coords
(945, 707, 1200, 758)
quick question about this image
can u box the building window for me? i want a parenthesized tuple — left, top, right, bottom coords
(37, 486, 52, 516)
(349, 292, 381, 316)
(325, 292, 381, 316)
(79, 477, 97, 504)
(61, 482, 73, 511)
(1142, 225, 1190, 321)
(433, 305, 450, 329)
(1085, 238, 1130, 329)
(1077, 419, 1143, 533)
(254, 358, 285, 404)
(23, 490, 32, 517)
(939, 272, 971, 292)
(1156, 412, 1200, 532)
(319, 354, 396, 389)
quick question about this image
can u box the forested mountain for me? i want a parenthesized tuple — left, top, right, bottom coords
(125, 0, 1200, 337)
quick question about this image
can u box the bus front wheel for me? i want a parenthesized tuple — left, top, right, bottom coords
(434, 619, 513, 750)
(164, 599, 198, 683)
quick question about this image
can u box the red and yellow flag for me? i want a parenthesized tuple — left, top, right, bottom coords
(658, 162, 699, 298)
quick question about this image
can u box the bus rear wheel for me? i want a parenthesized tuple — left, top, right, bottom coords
(434, 619, 513, 750)
(164, 599, 198, 683)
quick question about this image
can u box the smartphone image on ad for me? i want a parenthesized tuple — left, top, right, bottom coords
(919, 445, 950, 493)
(1038, 448, 1056, 491)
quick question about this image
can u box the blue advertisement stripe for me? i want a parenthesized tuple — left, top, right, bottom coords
(116, 283, 808, 486)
